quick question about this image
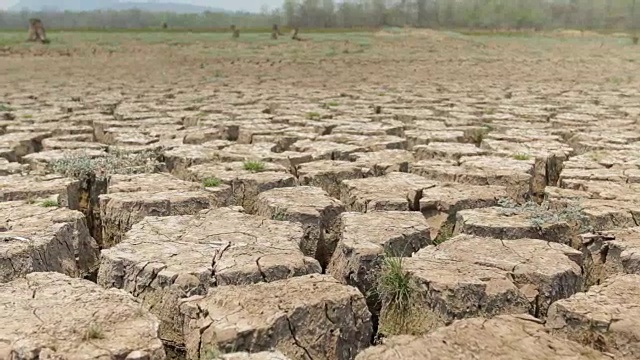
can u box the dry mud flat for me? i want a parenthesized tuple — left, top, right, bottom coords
(1, 30, 640, 359)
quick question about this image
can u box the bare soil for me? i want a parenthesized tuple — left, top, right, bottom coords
(1, 28, 640, 359)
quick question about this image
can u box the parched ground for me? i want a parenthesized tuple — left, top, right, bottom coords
(1, 28, 640, 359)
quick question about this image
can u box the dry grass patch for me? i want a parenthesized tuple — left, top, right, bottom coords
(375, 255, 443, 336)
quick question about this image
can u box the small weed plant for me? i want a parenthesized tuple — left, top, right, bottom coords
(306, 112, 321, 120)
(433, 222, 454, 245)
(40, 199, 59, 208)
(272, 207, 288, 221)
(243, 160, 265, 172)
(202, 177, 222, 187)
(84, 322, 105, 340)
(512, 153, 531, 160)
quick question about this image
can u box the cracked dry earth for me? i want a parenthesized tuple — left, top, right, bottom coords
(1, 28, 640, 359)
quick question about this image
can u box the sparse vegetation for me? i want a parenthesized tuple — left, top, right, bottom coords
(243, 160, 265, 173)
(50, 149, 160, 184)
(433, 222, 454, 245)
(513, 153, 531, 160)
(84, 322, 105, 340)
(375, 254, 441, 336)
(40, 199, 59, 208)
(0, 104, 13, 112)
(202, 177, 222, 187)
(272, 207, 288, 221)
(497, 197, 593, 234)
(201, 345, 221, 360)
(377, 256, 414, 312)
(470, 128, 489, 146)
(306, 112, 321, 120)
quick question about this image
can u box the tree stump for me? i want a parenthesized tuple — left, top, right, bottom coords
(271, 24, 280, 40)
(292, 27, 303, 41)
(27, 18, 48, 44)
(231, 25, 240, 39)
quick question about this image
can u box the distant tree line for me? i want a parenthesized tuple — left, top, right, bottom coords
(0, 0, 637, 31)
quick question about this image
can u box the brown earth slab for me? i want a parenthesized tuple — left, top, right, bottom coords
(413, 142, 488, 161)
(182, 127, 228, 145)
(419, 183, 507, 241)
(547, 274, 640, 359)
(183, 161, 288, 183)
(331, 121, 404, 137)
(215, 143, 313, 168)
(179, 274, 372, 360)
(480, 138, 572, 187)
(549, 198, 640, 233)
(564, 149, 640, 170)
(348, 149, 414, 176)
(400, 234, 582, 322)
(182, 161, 297, 212)
(0, 174, 82, 208)
(356, 314, 609, 360)
(0, 158, 27, 175)
(320, 134, 407, 151)
(97, 207, 320, 345)
(581, 228, 640, 286)
(99, 190, 218, 249)
(454, 206, 575, 246)
(0, 131, 50, 161)
(410, 157, 533, 200)
(0, 201, 99, 282)
(340, 172, 438, 212)
(559, 168, 630, 184)
(327, 211, 430, 308)
(221, 352, 291, 360)
(405, 129, 465, 149)
(559, 179, 640, 202)
(295, 160, 372, 199)
(254, 186, 344, 264)
(0, 272, 166, 359)
(291, 139, 365, 161)
(163, 145, 220, 178)
(108, 173, 202, 194)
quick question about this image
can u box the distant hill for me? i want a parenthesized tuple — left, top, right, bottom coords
(10, 0, 227, 13)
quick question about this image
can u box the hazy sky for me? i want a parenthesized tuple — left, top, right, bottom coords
(0, 0, 283, 12)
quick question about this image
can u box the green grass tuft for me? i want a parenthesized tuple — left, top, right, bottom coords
(243, 160, 265, 172)
(433, 222, 454, 245)
(512, 153, 531, 160)
(40, 199, 59, 208)
(377, 256, 414, 312)
(374, 253, 440, 336)
(202, 177, 222, 187)
(306, 112, 321, 120)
